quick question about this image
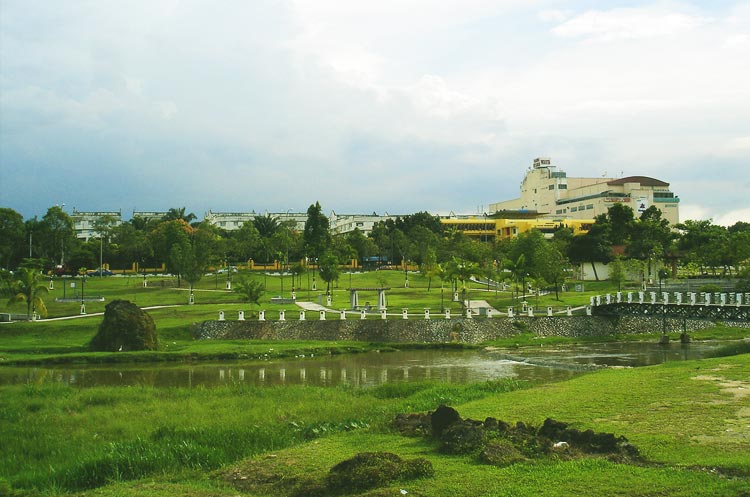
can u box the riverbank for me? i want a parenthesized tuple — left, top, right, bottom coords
(2, 352, 748, 496)
(2, 304, 748, 366)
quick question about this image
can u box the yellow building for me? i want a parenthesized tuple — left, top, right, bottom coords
(440, 214, 594, 241)
(488, 157, 680, 225)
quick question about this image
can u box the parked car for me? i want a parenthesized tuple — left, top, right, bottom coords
(87, 268, 114, 276)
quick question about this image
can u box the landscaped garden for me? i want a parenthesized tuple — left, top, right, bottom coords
(1, 268, 749, 496)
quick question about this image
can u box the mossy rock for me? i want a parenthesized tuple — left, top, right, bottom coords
(481, 440, 528, 466)
(288, 452, 434, 496)
(89, 300, 157, 352)
(439, 420, 486, 455)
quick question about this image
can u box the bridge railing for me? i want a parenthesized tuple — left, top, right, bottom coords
(590, 291, 749, 307)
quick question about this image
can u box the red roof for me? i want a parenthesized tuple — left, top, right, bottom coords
(607, 176, 669, 187)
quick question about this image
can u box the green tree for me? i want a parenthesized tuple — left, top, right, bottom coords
(503, 253, 527, 304)
(303, 202, 332, 262)
(162, 207, 197, 224)
(111, 222, 153, 269)
(601, 203, 635, 246)
(253, 214, 280, 238)
(608, 256, 626, 291)
(568, 227, 611, 281)
(234, 276, 265, 307)
(8, 266, 49, 319)
(627, 206, 674, 262)
(345, 228, 377, 264)
(148, 219, 193, 273)
(446, 258, 482, 309)
(537, 243, 567, 300)
(420, 248, 438, 291)
(318, 250, 340, 294)
(38, 206, 76, 267)
(92, 215, 119, 274)
(0, 208, 25, 269)
(233, 221, 262, 262)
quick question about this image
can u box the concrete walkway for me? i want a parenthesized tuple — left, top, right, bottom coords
(295, 301, 334, 312)
(4, 304, 183, 323)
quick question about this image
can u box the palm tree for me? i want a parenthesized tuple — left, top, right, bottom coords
(427, 262, 449, 312)
(253, 214, 280, 238)
(504, 254, 527, 305)
(163, 207, 197, 224)
(9, 267, 49, 319)
(446, 258, 482, 309)
(234, 276, 265, 308)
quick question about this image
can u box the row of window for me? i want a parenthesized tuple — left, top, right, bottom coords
(557, 204, 594, 215)
(548, 184, 569, 190)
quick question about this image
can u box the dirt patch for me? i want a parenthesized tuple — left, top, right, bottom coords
(690, 374, 750, 443)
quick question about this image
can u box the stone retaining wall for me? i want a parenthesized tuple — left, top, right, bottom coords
(194, 317, 749, 344)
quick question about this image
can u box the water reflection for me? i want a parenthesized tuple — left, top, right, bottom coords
(0, 341, 735, 389)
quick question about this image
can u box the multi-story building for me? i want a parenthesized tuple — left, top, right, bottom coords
(131, 211, 169, 224)
(71, 209, 122, 240)
(488, 158, 680, 225)
(329, 212, 400, 235)
(203, 211, 257, 231)
(203, 210, 309, 231)
(203, 210, 401, 234)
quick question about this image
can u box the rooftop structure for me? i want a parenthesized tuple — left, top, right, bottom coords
(488, 158, 680, 225)
(131, 211, 169, 224)
(71, 209, 122, 240)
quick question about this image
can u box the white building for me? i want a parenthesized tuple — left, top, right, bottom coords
(489, 158, 680, 225)
(71, 209, 122, 240)
(131, 211, 169, 224)
(203, 210, 309, 231)
(329, 212, 400, 235)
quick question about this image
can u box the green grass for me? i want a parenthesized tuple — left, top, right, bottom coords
(0, 269, 608, 321)
(2, 354, 747, 496)
(2, 271, 749, 495)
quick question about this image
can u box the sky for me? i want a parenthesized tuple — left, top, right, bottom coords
(1, 0, 749, 225)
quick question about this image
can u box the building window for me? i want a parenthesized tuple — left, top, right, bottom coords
(558, 184, 567, 189)
(548, 184, 555, 190)
(586, 204, 594, 210)
(571, 207, 578, 212)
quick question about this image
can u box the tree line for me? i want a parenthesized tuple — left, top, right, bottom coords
(2, 202, 749, 299)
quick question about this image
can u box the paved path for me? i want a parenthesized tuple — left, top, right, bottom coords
(295, 301, 334, 312)
(5, 305, 183, 322)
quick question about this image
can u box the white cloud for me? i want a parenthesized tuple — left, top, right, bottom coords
(714, 209, 750, 226)
(552, 7, 710, 41)
(538, 9, 570, 23)
(1, 1, 749, 221)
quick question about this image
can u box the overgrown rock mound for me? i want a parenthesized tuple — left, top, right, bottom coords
(89, 300, 157, 352)
(393, 404, 641, 466)
(288, 451, 433, 497)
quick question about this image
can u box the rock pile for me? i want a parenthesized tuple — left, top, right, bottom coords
(394, 404, 641, 466)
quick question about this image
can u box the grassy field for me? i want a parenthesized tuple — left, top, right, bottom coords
(2, 271, 749, 495)
(1, 353, 748, 496)
(1, 269, 616, 320)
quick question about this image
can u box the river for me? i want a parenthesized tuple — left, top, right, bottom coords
(0, 340, 734, 389)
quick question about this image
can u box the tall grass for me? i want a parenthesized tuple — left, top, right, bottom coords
(3, 379, 526, 493)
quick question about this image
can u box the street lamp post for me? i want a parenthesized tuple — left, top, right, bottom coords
(80, 272, 86, 314)
(99, 235, 104, 277)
